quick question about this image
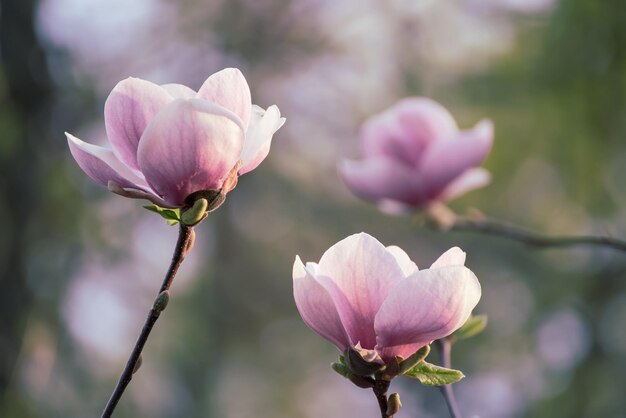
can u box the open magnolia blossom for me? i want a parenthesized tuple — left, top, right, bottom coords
(67, 68, 285, 208)
(293, 233, 481, 364)
(339, 98, 493, 213)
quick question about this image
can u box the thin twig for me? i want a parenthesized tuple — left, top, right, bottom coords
(101, 225, 194, 418)
(451, 217, 626, 252)
(426, 203, 626, 253)
(372, 379, 391, 418)
(435, 339, 462, 418)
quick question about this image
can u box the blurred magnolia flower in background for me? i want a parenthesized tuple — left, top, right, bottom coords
(339, 98, 493, 213)
(292, 232, 481, 362)
(67, 68, 285, 208)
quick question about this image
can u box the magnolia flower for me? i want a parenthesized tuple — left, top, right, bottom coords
(293, 233, 481, 363)
(67, 68, 285, 208)
(339, 98, 493, 213)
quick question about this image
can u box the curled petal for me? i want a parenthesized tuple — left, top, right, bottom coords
(430, 247, 466, 269)
(315, 233, 405, 349)
(374, 266, 481, 360)
(293, 257, 351, 351)
(137, 99, 244, 207)
(66, 132, 150, 191)
(386, 245, 418, 276)
(104, 77, 174, 170)
(440, 168, 491, 201)
(419, 119, 494, 197)
(339, 157, 425, 205)
(239, 105, 285, 175)
(197, 68, 252, 128)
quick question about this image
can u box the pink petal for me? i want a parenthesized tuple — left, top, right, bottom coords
(239, 105, 285, 175)
(104, 77, 174, 170)
(293, 257, 351, 351)
(419, 119, 494, 197)
(339, 157, 426, 204)
(137, 99, 245, 207)
(66, 132, 150, 191)
(386, 245, 419, 276)
(430, 247, 466, 269)
(439, 168, 491, 201)
(361, 98, 458, 166)
(374, 266, 481, 360)
(161, 83, 196, 98)
(197, 68, 252, 129)
(314, 233, 405, 350)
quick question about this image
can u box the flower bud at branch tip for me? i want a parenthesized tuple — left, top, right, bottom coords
(386, 393, 402, 416)
(181, 198, 209, 226)
(153, 291, 170, 312)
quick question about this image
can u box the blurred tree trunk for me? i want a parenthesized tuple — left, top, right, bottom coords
(0, 0, 53, 400)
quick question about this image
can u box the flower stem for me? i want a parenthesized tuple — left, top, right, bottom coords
(101, 224, 195, 418)
(426, 203, 626, 252)
(372, 379, 391, 418)
(435, 339, 462, 418)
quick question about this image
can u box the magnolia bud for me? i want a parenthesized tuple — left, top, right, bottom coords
(386, 393, 402, 416)
(181, 198, 209, 226)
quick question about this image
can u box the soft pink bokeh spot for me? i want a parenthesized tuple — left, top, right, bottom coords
(293, 232, 481, 362)
(339, 98, 493, 213)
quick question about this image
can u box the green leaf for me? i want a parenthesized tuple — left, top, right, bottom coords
(143, 205, 181, 224)
(454, 314, 488, 340)
(403, 361, 464, 386)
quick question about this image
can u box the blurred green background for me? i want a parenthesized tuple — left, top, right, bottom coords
(1, 0, 626, 417)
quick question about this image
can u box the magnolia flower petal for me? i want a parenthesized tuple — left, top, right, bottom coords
(137, 98, 245, 207)
(239, 105, 285, 175)
(339, 157, 425, 204)
(361, 98, 459, 165)
(197, 68, 252, 128)
(104, 77, 174, 170)
(161, 83, 197, 98)
(375, 265, 481, 359)
(430, 247, 466, 269)
(66, 132, 151, 191)
(315, 233, 405, 349)
(419, 119, 494, 197)
(386, 245, 419, 276)
(440, 168, 491, 201)
(293, 257, 351, 351)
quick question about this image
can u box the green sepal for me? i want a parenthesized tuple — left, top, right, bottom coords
(332, 356, 375, 389)
(398, 345, 430, 375)
(403, 361, 464, 386)
(144, 205, 181, 225)
(453, 314, 488, 340)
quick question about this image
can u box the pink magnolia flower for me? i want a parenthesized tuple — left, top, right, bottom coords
(339, 98, 493, 213)
(293, 233, 481, 363)
(67, 68, 285, 208)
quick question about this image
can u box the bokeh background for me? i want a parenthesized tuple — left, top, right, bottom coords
(2, 0, 626, 417)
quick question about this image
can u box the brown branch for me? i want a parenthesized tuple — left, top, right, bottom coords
(101, 225, 195, 417)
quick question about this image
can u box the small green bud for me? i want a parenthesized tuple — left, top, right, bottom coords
(153, 291, 170, 312)
(386, 393, 402, 416)
(331, 361, 375, 388)
(181, 198, 209, 226)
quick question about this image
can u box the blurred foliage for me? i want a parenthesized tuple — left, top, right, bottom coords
(1, 0, 626, 417)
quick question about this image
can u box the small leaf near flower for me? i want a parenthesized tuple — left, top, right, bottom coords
(144, 205, 181, 225)
(403, 361, 464, 386)
(453, 314, 488, 341)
